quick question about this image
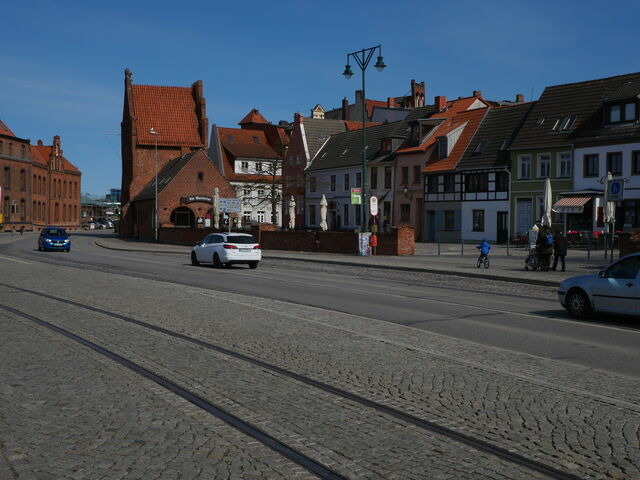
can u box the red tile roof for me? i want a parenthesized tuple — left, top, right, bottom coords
(30, 145, 48, 166)
(424, 107, 488, 173)
(396, 96, 490, 155)
(32, 144, 80, 172)
(344, 121, 382, 131)
(365, 99, 387, 118)
(238, 109, 269, 126)
(218, 127, 280, 160)
(0, 119, 15, 137)
(132, 85, 203, 147)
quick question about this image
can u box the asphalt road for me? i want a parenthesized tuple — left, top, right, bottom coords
(3, 231, 639, 378)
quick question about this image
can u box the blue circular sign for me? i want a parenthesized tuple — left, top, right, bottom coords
(611, 182, 621, 194)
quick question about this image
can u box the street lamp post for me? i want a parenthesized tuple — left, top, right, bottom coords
(149, 128, 159, 241)
(342, 45, 386, 232)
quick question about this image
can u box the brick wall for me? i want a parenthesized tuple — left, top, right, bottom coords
(159, 223, 415, 255)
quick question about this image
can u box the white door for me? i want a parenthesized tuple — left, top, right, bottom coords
(517, 198, 532, 236)
(592, 256, 640, 314)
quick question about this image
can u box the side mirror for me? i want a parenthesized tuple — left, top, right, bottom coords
(598, 270, 606, 278)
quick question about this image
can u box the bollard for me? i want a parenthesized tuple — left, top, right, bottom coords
(437, 236, 441, 256)
(587, 236, 590, 260)
(461, 238, 464, 255)
(506, 238, 510, 256)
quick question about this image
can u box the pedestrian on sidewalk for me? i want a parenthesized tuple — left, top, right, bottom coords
(551, 230, 568, 272)
(19, 226, 24, 235)
(536, 227, 554, 271)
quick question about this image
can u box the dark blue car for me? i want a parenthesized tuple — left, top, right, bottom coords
(38, 227, 71, 252)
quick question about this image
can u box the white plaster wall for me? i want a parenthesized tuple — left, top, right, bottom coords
(461, 200, 508, 242)
(574, 143, 640, 198)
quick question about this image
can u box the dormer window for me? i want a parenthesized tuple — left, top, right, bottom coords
(606, 102, 637, 123)
(381, 139, 391, 152)
(252, 136, 260, 145)
(438, 136, 448, 159)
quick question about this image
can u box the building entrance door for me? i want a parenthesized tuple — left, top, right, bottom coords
(517, 199, 532, 236)
(497, 211, 508, 243)
(427, 210, 435, 241)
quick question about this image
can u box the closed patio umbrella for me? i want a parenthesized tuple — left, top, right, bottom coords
(288, 195, 296, 229)
(604, 171, 616, 223)
(320, 194, 328, 231)
(541, 177, 552, 227)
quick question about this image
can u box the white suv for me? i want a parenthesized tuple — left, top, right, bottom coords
(191, 233, 261, 269)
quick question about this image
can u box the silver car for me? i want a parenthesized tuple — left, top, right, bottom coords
(191, 233, 261, 269)
(558, 252, 640, 318)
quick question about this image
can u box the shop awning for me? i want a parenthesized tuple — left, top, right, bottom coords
(552, 196, 591, 214)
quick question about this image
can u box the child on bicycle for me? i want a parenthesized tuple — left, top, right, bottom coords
(476, 239, 491, 265)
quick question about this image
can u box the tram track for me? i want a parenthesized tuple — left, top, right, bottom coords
(0, 283, 587, 480)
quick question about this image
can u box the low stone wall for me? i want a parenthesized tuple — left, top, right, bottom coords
(158, 224, 415, 256)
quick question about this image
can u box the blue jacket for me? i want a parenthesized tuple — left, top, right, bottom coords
(476, 240, 491, 255)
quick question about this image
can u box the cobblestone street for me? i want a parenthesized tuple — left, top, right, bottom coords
(1, 235, 638, 479)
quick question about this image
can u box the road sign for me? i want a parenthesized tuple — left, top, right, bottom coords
(351, 188, 362, 205)
(219, 198, 241, 213)
(369, 196, 378, 216)
(608, 179, 624, 201)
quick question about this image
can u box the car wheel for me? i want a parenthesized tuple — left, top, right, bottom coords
(249, 262, 258, 269)
(65, 249, 70, 252)
(213, 253, 223, 268)
(565, 289, 592, 319)
(191, 252, 199, 266)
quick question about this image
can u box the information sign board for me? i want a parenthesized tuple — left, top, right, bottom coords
(219, 198, 241, 213)
(608, 179, 624, 202)
(351, 188, 362, 205)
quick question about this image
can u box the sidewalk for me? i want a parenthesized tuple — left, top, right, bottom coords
(93, 234, 614, 287)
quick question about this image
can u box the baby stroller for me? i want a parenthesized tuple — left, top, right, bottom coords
(524, 247, 543, 271)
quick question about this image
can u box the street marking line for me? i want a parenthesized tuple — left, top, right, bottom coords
(0, 254, 31, 265)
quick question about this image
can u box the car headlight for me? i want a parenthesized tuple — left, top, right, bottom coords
(63, 239, 69, 243)
(45, 239, 53, 243)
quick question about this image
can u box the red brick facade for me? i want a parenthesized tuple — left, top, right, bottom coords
(120, 69, 208, 238)
(129, 149, 236, 241)
(1, 121, 80, 232)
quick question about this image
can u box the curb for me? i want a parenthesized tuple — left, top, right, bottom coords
(94, 240, 560, 288)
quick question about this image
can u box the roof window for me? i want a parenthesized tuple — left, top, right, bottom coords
(552, 115, 577, 132)
(472, 141, 486, 154)
(499, 139, 512, 151)
(535, 118, 545, 126)
(252, 136, 260, 145)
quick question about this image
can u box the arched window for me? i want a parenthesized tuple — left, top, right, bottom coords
(170, 206, 195, 227)
(20, 199, 25, 220)
(33, 201, 37, 220)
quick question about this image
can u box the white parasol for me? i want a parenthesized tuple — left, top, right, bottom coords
(319, 194, 328, 231)
(541, 177, 552, 227)
(604, 171, 616, 223)
(288, 195, 296, 229)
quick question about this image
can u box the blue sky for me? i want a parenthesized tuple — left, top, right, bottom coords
(2, 0, 639, 196)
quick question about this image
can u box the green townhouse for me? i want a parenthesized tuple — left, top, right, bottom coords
(509, 72, 640, 239)
(509, 79, 585, 238)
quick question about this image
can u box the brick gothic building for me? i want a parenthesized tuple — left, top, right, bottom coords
(1, 118, 80, 232)
(120, 69, 209, 238)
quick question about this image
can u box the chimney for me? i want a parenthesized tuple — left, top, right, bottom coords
(37, 140, 43, 146)
(435, 96, 447, 112)
(473, 90, 483, 98)
(341, 97, 349, 120)
(516, 93, 525, 103)
(387, 97, 396, 108)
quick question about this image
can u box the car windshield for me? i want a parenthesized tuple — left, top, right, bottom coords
(226, 235, 257, 244)
(45, 229, 67, 236)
